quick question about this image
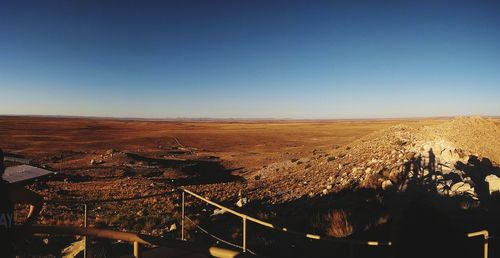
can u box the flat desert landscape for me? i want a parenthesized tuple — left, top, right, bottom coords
(2, 116, 500, 257)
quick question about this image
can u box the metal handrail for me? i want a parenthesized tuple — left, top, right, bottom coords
(181, 187, 393, 253)
(468, 230, 489, 258)
(34, 185, 491, 257)
(20, 225, 256, 258)
(182, 187, 492, 258)
(20, 225, 151, 244)
(18, 225, 149, 258)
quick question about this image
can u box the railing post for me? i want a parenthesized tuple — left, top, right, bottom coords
(468, 230, 489, 258)
(485, 239, 489, 258)
(181, 191, 185, 241)
(242, 216, 247, 252)
(83, 203, 88, 258)
(133, 241, 140, 258)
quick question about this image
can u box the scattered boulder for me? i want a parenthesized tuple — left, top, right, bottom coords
(485, 174, 500, 195)
(236, 198, 247, 208)
(212, 208, 226, 216)
(388, 169, 401, 183)
(436, 182, 450, 195)
(450, 182, 475, 197)
(440, 148, 461, 165)
(382, 180, 393, 190)
(90, 159, 104, 165)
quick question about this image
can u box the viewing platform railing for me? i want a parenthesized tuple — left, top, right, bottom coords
(40, 187, 490, 258)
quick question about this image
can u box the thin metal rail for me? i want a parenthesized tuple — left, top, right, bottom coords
(468, 230, 489, 258)
(181, 187, 393, 254)
(36, 184, 491, 257)
(21, 225, 255, 258)
(185, 215, 257, 254)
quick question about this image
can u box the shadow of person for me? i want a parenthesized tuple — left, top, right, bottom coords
(399, 150, 444, 194)
(413, 155, 423, 183)
(428, 148, 436, 174)
(455, 156, 500, 207)
(399, 157, 415, 191)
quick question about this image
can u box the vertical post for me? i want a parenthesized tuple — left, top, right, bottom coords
(468, 230, 489, 258)
(181, 191, 185, 241)
(484, 238, 488, 258)
(83, 203, 88, 258)
(242, 216, 247, 252)
(133, 241, 140, 258)
(84, 203, 88, 227)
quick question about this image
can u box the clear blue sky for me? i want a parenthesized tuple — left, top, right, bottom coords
(1, 1, 499, 119)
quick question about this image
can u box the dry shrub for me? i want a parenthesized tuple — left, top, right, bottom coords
(324, 209, 353, 237)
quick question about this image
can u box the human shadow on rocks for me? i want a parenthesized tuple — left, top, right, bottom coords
(236, 153, 500, 258)
(240, 186, 484, 257)
(398, 151, 437, 193)
(455, 156, 500, 207)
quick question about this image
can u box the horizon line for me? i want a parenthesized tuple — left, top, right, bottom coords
(1, 113, 498, 122)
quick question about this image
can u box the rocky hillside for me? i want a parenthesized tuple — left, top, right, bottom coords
(246, 117, 500, 204)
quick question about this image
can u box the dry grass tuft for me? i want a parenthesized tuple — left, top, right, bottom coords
(324, 209, 354, 237)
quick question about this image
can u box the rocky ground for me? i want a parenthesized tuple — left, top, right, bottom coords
(242, 116, 500, 205)
(6, 116, 500, 257)
(17, 117, 500, 229)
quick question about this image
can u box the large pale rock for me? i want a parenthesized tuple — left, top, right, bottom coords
(440, 149, 460, 165)
(90, 159, 103, 165)
(450, 182, 472, 195)
(382, 180, 393, 190)
(389, 169, 400, 182)
(212, 208, 226, 216)
(436, 183, 448, 195)
(236, 198, 247, 208)
(485, 174, 500, 195)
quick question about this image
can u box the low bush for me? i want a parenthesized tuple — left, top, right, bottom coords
(324, 209, 354, 237)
